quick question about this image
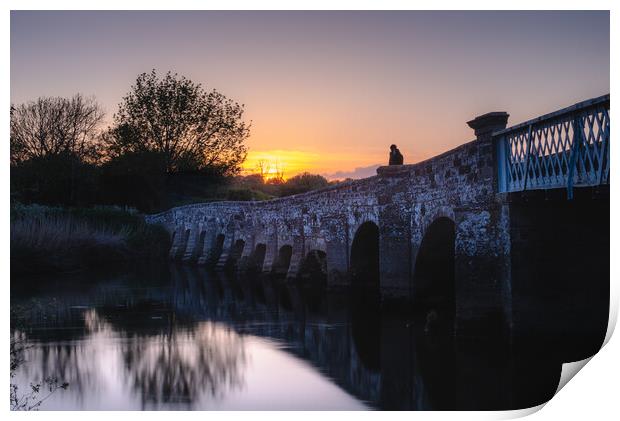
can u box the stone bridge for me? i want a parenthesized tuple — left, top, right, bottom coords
(147, 94, 610, 336)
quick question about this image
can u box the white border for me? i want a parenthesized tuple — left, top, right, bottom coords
(3, 2, 617, 420)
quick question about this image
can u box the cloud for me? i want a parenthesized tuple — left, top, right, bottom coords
(323, 164, 381, 181)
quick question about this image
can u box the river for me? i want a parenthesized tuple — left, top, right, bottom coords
(10, 264, 565, 410)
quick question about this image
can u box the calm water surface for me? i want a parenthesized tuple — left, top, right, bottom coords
(11, 265, 566, 410)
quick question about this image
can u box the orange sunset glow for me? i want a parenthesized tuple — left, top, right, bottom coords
(242, 150, 319, 180)
(242, 149, 389, 180)
(11, 11, 609, 179)
(11, 11, 609, 180)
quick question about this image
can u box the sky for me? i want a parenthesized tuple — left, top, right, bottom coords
(10, 11, 609, 179)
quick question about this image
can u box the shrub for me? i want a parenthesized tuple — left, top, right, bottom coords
(278, 173, 329, 197)
(10, 204, 170, 276)
(226, 188, 273, 201)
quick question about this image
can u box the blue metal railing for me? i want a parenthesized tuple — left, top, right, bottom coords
(495, 94, 610, 198)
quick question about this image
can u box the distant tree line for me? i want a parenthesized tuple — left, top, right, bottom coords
(10, 71, 335, 213)
(232, 172, 335, 199)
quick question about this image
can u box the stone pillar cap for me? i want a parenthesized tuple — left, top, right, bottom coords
(467, 111, 509, 137)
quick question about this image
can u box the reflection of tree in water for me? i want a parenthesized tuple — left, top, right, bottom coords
(14, 332, 99, 404)
(84, 310, 248, 408)
(12, 265, 565, 410)
(13, 309, 247, 409)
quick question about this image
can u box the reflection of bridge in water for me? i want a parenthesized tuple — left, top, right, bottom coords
(166, 265, 565, 410)
(168, 265, 384, 406)
(13, 264, 568, 410)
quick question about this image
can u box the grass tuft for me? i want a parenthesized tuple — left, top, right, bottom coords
(11, 203, 170, 276)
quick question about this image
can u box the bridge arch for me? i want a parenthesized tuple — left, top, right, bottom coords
(349, 222, 381, 371)
(421, 206, 455, 233)
(350, 221, 380, 289)
(412, 215, 456, 331)
(298, 249, 327, 283)
(175, 228, 191, 259)
(209, 233, 226, 265)
(192, 230, 207, 261)
(227, 239, 246, 267)
(349, 213, 379, 245)
(272, 244, 293, 276)
(251, 243, 267, 271)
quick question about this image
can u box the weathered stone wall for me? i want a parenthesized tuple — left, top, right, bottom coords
(147, 175, 382, 284)
(374, 129, 511, 333)
(145, 97, 611, 340)
(146, 112, 514, 335)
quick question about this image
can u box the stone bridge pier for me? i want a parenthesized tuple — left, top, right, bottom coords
(147, 95, 609, 339)
(147, 112, 512, 336)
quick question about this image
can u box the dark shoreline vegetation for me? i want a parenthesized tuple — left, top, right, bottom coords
(8, 69, 351, 408)
(10, 71, 338, 279)
(11, 71, 339, 216)
(10, 203, 170, 278)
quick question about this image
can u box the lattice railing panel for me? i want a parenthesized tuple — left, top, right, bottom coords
(496, 95, 610, 195)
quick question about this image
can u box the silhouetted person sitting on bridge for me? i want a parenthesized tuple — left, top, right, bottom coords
(389, 144, 404, 165)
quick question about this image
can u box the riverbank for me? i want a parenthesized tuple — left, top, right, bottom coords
(10, 203, 170, 277)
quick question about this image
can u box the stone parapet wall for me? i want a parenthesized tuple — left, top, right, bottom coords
(145, 112, 515, 335)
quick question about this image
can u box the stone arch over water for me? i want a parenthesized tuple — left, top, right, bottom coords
(176, 228, 191, 259)
(193, 230, 207, 262)
(251, 243, 267, 271)
(298, 249, 327, 283)
(412, 216, 456, 331)
(350, 221, 382, 370)
(350, 221, 380, 289)
(210, 234, 226, 265)
(272, 245, 293, 276)
(227, 239, 246, 267)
